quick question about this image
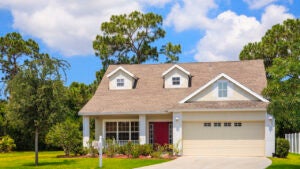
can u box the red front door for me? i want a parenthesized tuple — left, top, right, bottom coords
(153, 122, 169, 145)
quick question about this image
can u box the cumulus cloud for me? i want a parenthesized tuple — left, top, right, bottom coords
(165, 0, 217, 31)
(165, 1, 294, 62)
(243, 0, 277, 9)
(0, 0, 142, 56)
(195, 5, 294, 62)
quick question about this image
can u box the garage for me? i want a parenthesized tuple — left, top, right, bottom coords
(182, 121, 265, 156)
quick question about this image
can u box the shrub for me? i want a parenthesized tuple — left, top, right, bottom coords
(124, 141, 134, 157)
(139, 144, 153, 156)
(0, 135, 16, 152)
(104, 139, 118, 157)
(131, 145, 140, 158)
(276, 138, 290, 158)
(45, 119, 82, 156)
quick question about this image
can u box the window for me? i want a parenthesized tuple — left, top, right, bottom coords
(105, 121, 139, 144)
(116, 79, 124, 87)
(234, 122, 242, 127)
(218, 81, 228, 97)
(172, 77, 180, 85)
(224, 122, 232, 127)
(204, 122, 211, 127)
(214, 122, 221, 127)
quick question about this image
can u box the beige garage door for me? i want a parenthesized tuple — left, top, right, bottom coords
(182, 121, 265, 156)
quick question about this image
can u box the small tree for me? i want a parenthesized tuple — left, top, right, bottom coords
(46, 119, 81, 156)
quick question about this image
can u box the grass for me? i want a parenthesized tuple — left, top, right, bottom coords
(0, 151, 169, 169)
(267, 153, 300, 169)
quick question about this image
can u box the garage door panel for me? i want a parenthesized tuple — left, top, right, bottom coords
(182, 122, 265, 156)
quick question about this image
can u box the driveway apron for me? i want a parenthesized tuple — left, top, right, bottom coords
(136, 156, 272, 169)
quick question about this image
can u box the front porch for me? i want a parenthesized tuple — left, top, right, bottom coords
(82, 113, 183, 153)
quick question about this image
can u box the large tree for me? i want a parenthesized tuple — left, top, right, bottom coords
(7, 53, 69, 165)
(0, 32, 39, 84)
(93, 11, 181, 81)
(239, 18, 300, 137)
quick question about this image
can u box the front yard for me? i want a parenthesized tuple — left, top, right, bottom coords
(0, 151, 169, 169)
(267, 153, 300, 169)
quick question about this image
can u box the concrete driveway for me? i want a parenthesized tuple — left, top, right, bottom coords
(136, 156, 272, 169)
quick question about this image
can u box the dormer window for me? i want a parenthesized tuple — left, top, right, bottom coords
(172, 77, 180, 85)
(107, 66, 137, 90)
(218, 81, 228, 97)
(117, 78, 124, 87)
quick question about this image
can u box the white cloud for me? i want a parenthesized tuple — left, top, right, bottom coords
(0, 0, 142, 56)
(194, 5, 293, 62)
(165, 0, 294, 62)
(165, 0, 217, 31)
(243, 0, 277, 9)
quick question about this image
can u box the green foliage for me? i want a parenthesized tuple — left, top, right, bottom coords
(276, 138, 290, 158)
(104, 139, 118, 157)
(7, 53, 69, 165)
(240, 18, 300, 69)
(93, 11, 181, 84)
(46, 119, 81, 156)
(0, 32, 39, 83)
(0, 135, 16, 152)
(239, 18, 300, 137)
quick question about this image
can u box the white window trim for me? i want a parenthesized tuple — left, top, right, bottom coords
(217, 80, 228, 99)
(116, 78, 124, 87)
(102, 119, 139, 142)
(172, 77, 180, 86)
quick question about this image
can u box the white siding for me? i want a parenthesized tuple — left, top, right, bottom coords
(190, 77, 258, 101)
(164, 68, 189, 88)
(108, 70, 134, 90)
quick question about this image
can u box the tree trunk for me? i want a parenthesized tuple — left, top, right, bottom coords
(35, 127, 38, 166)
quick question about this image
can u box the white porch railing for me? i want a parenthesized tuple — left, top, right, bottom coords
(285, 133, 300, 154)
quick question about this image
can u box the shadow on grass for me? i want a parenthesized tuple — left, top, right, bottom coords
(23, 159, 76, 167)
(267, 164, 300, 169)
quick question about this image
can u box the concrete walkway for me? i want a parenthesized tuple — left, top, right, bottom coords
(136, 156, 272, 169)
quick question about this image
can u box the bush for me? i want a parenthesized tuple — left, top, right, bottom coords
(45, 119, 82, 156)
(139, 144, 153, 156)
(104, 139, 118, 157)
(0, 135, 16, 152)
(276, 138, 290, 158)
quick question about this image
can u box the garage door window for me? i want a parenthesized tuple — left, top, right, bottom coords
(224, 122, 231, 127)
(204, 122, 211, 127)
(214, 122, 221, 127)
(234, 122, 242, 127)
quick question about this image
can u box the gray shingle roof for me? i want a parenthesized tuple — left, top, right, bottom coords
(79, 60, 267, 115)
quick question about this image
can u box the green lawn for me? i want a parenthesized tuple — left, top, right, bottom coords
(0, 151, 169, 169)
(267, 153, 300, 169)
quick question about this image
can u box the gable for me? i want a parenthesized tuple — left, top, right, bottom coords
(108, 69, 135, 90)
(180, 73, 269, 103)
(164, 68, 189, 88)
(189, 77, 258, 102)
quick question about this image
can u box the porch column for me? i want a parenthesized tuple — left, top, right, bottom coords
(83, 116, 90, 147)
(265, 113, 275, 157)
(139, 114, 146, 144)
(173, 112, 182, 155)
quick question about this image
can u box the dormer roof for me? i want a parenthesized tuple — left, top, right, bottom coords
(162, 64, 191, 77)
(107, 66, 137, 79)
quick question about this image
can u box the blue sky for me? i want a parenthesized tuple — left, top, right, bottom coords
(0, 0, 299, 85)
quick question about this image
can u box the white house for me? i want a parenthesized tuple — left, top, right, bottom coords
(79, 60, 275, 157)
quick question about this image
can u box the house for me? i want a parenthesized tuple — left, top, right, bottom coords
(79, 60, 275, 157)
